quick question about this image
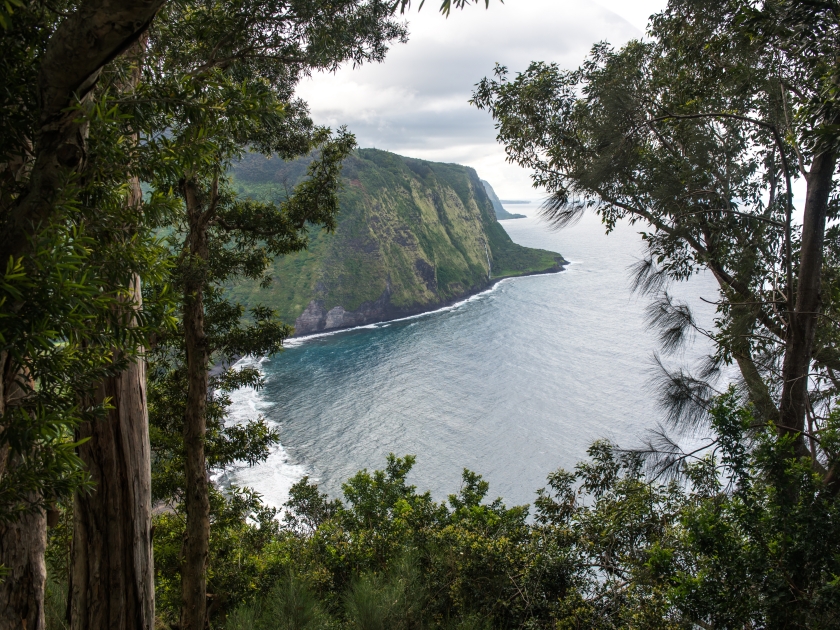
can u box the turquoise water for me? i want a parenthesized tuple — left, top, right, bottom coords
(221, 208, 720, 509)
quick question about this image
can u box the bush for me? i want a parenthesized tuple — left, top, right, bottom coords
(130, 395, 840, 628)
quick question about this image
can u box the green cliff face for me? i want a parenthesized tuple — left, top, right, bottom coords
(480, 179, 527, 220)
(227, 148, 565, 335)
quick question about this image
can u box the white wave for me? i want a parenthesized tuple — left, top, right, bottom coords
(284, 270, 566, 348)
(212, 355, 309, 510)
(220, 355, 272, 424)
(220, 444, 309, 512)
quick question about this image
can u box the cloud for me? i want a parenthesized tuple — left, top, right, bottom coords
(593, 0, 667, 32)
(297, 0, 664, 198)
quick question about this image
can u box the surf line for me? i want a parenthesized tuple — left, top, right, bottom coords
(284, 263, 570, 348)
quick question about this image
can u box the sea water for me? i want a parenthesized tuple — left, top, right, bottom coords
(219, 207, 721, 510)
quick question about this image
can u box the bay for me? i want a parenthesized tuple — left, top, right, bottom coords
(220, 207, 721, 509)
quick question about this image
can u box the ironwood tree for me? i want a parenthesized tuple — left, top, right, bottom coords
(471, 5, 840, 621)
(472, 0, 840, 471)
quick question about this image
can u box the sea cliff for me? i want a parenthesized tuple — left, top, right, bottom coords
(481, 179, 527, 220)
(228, 149, 565, 335)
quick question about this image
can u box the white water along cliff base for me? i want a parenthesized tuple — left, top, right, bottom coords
(218, 207, 721, 510)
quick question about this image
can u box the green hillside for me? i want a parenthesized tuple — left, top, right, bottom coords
(480, 178, 527, 220)
(227, 148, 565, 335)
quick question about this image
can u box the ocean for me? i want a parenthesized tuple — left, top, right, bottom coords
(218, 206, 721, 510)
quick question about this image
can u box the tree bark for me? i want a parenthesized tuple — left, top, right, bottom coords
(0, 505, 47, 630)
(0, 354, 46, 630)
(68, 277, 154, 630)
(778, 148, 836, 448)
(180, 178, 212, 630)
(67, 33, 155, 630)
(733, 351, 778, 423)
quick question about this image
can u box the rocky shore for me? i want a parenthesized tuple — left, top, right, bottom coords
(292, 257, 566, 336)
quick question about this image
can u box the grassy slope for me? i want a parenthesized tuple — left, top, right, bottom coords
(226, 149, 564, 325)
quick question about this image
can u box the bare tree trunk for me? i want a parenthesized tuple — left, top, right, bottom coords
(0, 481, 46, 630)
(0, 354, 46, 630)
(67, 33, 155, 629)
(778, 148, 836, 450)
(68, 275, 154, 630)
(179, 179, 211, 630)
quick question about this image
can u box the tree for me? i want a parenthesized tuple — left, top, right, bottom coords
(0, 0, 166, 265)
(472, 0, 840, 472)
(0, 0, 396, 623)
(471, 5, 840, 620)
(1, 4, 168, 627)
(65, 36, 163, 630)
(134, 1, 406, 626)
(169, 137, 356, 629)
(138, 0, 501, 619)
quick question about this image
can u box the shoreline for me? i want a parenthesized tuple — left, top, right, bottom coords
(209, 258, 567, 372)
(287, 258, 568, 343)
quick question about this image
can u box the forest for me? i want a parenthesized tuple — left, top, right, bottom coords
(1, 0, 839, 629)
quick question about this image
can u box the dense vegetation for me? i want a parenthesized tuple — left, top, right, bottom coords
(2, 0, 840, 629)
(227, 149, 562, 332)
(123, 393, 840, 628)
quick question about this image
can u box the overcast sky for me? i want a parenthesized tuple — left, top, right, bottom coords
(296, 0, 668, 199)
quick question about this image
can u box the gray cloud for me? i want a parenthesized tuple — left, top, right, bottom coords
(297, 0, 661, 197)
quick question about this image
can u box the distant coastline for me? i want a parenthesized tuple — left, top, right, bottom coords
(500, 200, 531, 204)
(481, 180, 529, 220)
(289, 258, 567, 340)
(210, 260, 567, 375)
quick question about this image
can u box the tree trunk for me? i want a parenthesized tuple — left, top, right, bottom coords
(68, 273, 154, 630)
(0, 481, 47, 630)
(180, 179, 211, 630)
(67, 33, 155, 629)
(0, 3, 163, 626)
(778, 148, 836, 449)
(0, 353, 47, 630)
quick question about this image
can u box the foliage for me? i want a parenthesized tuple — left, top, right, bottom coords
(153, 485, 285, 623)
(471, 0, 840, 460)
(398, 0, 496, 18)
(45, 577, 68, 630)
(13, 2, 840, 630)
(148, 350, 280, 508)
(0, 0, 175, 521)
(225, 572, 334, 630)
(150, 394, 833, 629)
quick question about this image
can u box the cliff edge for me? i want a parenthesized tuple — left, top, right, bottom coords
(481, 179, 527, 220)
(227, 149, 565, 336)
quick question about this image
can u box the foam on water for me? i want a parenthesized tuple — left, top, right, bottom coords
(212, 355, 309, 510)
(224, 210, 723, 507)
(283, 278, 522, 349)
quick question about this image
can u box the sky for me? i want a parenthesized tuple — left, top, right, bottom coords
(296, 0, 668, 199)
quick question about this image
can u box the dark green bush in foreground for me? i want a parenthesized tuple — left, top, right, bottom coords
(47, 393, 840, 628)
(204, 397, 840, 627)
